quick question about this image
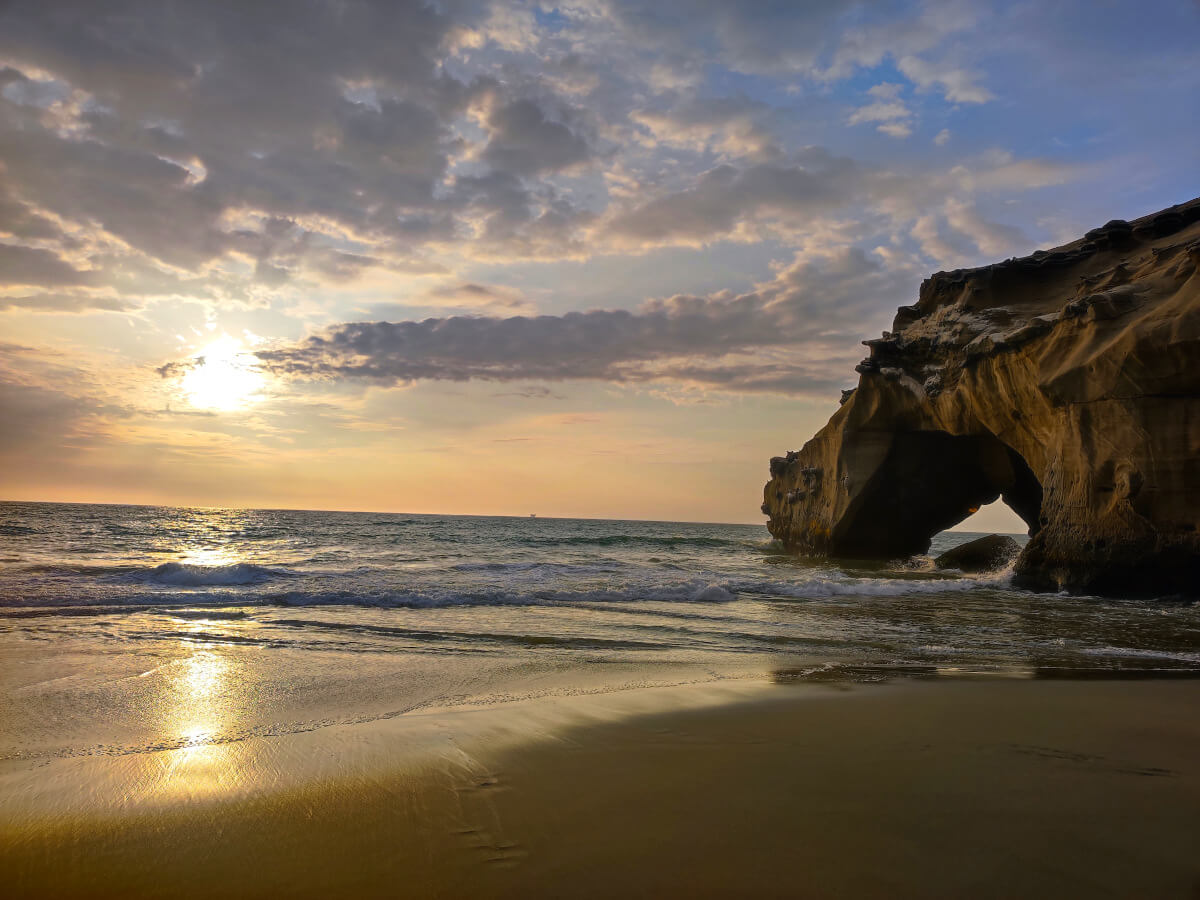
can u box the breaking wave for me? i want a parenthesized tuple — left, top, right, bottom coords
(128, 562, 295, 586)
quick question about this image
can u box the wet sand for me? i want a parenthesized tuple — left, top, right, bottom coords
(3, 678, 1199, 898)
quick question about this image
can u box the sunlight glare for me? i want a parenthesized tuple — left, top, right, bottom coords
(181, 335, 266, 411)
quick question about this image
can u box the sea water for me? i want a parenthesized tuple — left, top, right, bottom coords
(2, 501, 1198, 764)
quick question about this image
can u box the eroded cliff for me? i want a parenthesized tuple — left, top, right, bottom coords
(763, 198, 1200, 596)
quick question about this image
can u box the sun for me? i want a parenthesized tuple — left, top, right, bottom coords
(180, 335, 266, 411)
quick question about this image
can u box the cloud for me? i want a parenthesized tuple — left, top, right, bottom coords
(589, 0, 984, 86)
(847, 99, 910, 125)
(0, 378, 92, 453)
(481, 98, 593, 176)
(877, 122, 914, 139)
(958, 151, 1079, 191)
(590, 0, 856, 78)
(600, 145, 1079, 250)
(0, 243, 96, 287)
(912, 198, 1028, 265)
(0, 0, 1169, 356)
(255, 245, 915, 395)
(632, 95, 781, 161)
(897, 54, 993, 104)
(0, 0, 1115, 319)
(0, 291, 135, 313)
(423, 282, 530, 310)
(0, 343, 132, 459)
(603, 151, 862, 245)
(0, 187, 63, 241)
(942, 198, 1026, 256)
(337, 97, 453, 181)
(848, 83, 915, 138)
(823, 0, 985, 80)
(0, 0, 599, 302)
(491, 386, 566, 400)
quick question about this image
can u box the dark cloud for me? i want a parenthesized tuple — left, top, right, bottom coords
(0, 243, 96, 287)
(0, 188, 63, 241)
(491, 386, 566, 400)
(605, 153, 861, 244)
(481, 98, 592, 176)
(0, 343, 129, 456)
(0, 0, 593, 294)
(0, 292, 134, 313)
(0, 0, 1084, 315)
(0, 378, 92, 453)
(650, 362, 846, 395)
(337, 98, 451, 179)
(425, 282, 528, 309)
(0, 119, 228, 269)
(594, 0, 859, 76)
(591, 0, 981, 84)
(256, 246, 913, 394)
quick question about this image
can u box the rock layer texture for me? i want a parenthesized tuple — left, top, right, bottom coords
(763, 198, 1200, 596)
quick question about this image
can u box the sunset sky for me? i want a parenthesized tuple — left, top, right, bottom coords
(1, 0, 1197, 525)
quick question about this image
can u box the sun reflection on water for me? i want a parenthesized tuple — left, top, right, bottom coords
(177, 544, 241, 568)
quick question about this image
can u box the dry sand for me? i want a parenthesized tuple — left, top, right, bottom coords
(3, 678, 1199, 898)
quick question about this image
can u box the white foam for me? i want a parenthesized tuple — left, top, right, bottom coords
(1081, 646, 1200, 663)
(729, 570, 1012, 599)
(688, 583, 737, 603)
(137, 562, 290, 587)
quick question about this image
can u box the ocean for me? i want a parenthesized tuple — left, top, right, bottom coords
(2, 501, 1198, 765)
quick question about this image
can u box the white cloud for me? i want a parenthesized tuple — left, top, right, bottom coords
(897, 54, 993, 104)
(848, 82, 914, 138)
(847, 99, 911, 126)
(867, 82, 904, 100)
(912, 198, 1029, 266)
(877, 122, 914, 139)
(632, 96, 780, 161)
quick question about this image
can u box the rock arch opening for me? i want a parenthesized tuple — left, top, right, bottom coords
(830, 431, 1042, 559)
(946, 498, 1028, 536)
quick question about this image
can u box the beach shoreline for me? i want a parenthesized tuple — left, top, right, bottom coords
(3, 675, 1199, 899)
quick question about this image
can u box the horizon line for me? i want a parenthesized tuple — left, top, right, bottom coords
(0, 497, 1019, 534)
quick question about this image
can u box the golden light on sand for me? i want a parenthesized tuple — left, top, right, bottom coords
(172, 646, 228, 758)
(140, 644, 242, 802)
(181, 335, 266, 411)
(181, 648, 227, 700)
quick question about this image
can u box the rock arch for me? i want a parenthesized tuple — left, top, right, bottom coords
(828, 431, 1041, 559)
(763, 197, 1200, 596)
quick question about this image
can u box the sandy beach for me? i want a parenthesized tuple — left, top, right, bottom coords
(3, 676, 1199, 899)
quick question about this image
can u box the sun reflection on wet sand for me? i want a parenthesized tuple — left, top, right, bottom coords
(182, 647, 227, 696)
(136, 631, 247, 804)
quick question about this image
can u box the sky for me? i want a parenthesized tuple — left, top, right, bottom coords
(0, 0, 1197, 527)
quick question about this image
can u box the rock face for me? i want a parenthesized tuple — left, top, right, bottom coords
(763, 198, 1200, 597)
(934, 535, 1021, 573)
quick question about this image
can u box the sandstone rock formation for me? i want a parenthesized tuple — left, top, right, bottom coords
(763, 198, 1200, 597)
